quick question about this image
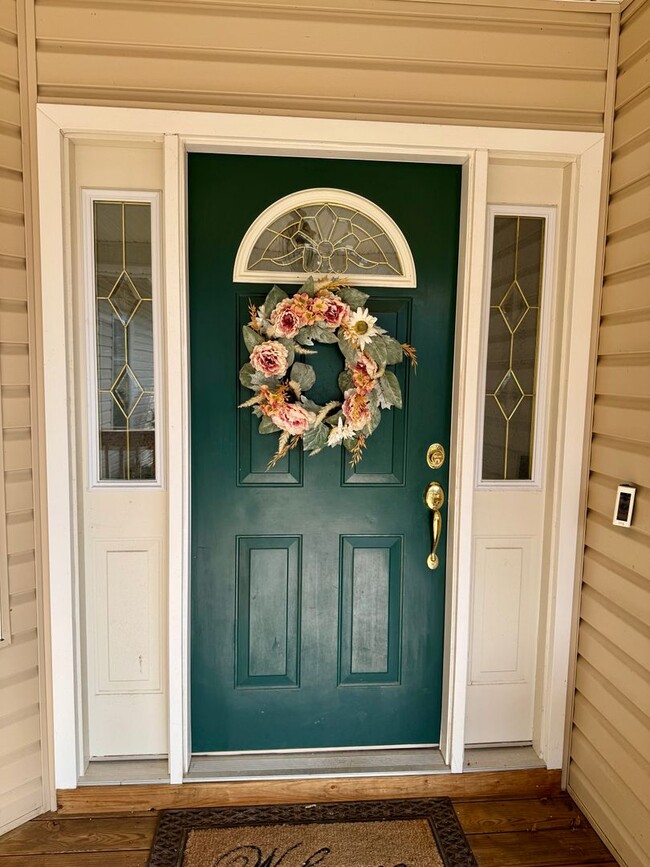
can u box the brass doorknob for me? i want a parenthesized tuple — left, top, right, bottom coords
(424, 481, 445, 569)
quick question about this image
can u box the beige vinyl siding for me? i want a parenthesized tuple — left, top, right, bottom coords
(0, 0, 48, 837)
(568, 2, 650, 866)
(33, 0, 613, 130)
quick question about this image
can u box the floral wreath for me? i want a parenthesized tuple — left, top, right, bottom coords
(239, 277, 417, 468)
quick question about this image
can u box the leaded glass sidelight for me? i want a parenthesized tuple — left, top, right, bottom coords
(482, 214, 546, 481)
(93, 200, 156, 482)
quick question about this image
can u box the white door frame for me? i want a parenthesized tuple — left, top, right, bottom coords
(36, 104, 603, 788)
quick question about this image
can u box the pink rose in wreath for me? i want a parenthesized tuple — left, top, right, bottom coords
(271, 403, 315, 436)
(351, 353, 379, 394)
(250, 340, 289, 378)
(322, 295, 350, 329)
(270, 299, 304, 339)
(342, 389, 372, 431)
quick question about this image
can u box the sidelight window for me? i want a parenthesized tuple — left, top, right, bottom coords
(480, 207, 553, 484)
(86, 193, 161, 484)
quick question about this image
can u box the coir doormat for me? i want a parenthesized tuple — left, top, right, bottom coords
(147, 798, 478, 867)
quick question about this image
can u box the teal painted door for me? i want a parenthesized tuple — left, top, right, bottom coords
(189, 154, 461, 751)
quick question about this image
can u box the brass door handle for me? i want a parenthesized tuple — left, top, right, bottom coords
(424, 481, 445, 570)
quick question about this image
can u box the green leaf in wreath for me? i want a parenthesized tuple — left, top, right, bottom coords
(379, 370, 403, 408)
(338, 370, 354, 393)
(259, 415, 280, 434)
(365, 336, 387, 368)
(301, 397, 323, 413)
(300, 276, 317, 297)
(242, 325, 264, 353)
(277, 338, 295, 367)
(382, 335, 405, 365)
(337, 334, 358, 365)
(239, 362, 257, 390)
(262, 285, 288, 315)
(303, 422, 329, 453)
(312, 324, 339, 344)
(295, 326, 317, 346)
(290, 362, 316, 392)
(343, 435, 359, 453)
(338, 286, 370, 309)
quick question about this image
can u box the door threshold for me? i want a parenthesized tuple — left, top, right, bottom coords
(78, 758, 170, 786)
(186, 747, 447, 782)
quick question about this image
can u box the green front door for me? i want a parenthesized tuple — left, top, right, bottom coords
(189, 154, 461, 752)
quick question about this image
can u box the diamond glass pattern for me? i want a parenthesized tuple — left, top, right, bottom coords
(109, 272, 141, 325)
(248, 202, 402, 276)
(482, 215, 545, 481)
(494, 371, 525, 420)
(499, 281, 529, 332)
(93, 201, 156, 481)
(111, 366, 144, 417)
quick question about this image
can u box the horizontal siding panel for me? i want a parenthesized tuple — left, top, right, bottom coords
(5, 471, 33, 515)
(0, 634, 37, 680)
(0, 750, 42, 799)
(7, 553, 35, 596)
(0, 300, 28, 343)
(0, 261, 26, 302)
(591, 395, 650, 443)
(0, 36, 18, 81)
(597, 311, 650, 355)
(0, 169, 24, 214)
(618, 0, 650, 66)
(590, 435, 650, 487)
(582, 545, 650, 627)
(603, 218, 650, 274)
(5, 511, 34, 556)
(33, 0, 609, 129)
(0, 345, 30, 386)
(615, 43, 649, 109)
(585, 512, 649, 579)
(575, 659, 648, 762)
(0, 210, 25, 258)
(8, 593, 37, 636)
(577, 621, 649, 715)
(0, 77, 20, 125)
(609, 130, 650, 191)
(612, 88, 650, 150)
(587, 473, 649, 535)
(0, 672, 39, 718)
(35, 51, 606, 116)
(3, 429, 32, 472)
(569, 758, 648, 867)
(1, 388, 31, 428)
(0, 778, 43, 831)
(579, 582, 650, 659)
(34, 2, 611, 70)
(594, 354, 650, 398)
(0, 0, 17, 33)
(0, 128, 21, 173)
(573, 693, 649, 806)
(600, 264, 649, 315)
(606, 176, 650, 234)
(0, 712, 40, 760)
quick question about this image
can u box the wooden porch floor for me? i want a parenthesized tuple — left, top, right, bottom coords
(0, 777, 616, 866)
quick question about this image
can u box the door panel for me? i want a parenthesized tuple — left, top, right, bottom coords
(189, 154, 461, 752)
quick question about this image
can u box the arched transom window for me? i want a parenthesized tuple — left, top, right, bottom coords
(233, 188, 416, 287)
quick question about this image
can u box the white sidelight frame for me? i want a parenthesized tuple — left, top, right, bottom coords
(36, 105, 604, 788)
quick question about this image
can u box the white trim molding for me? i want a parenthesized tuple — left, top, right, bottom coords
(36, 105, 603, 788)
(233, 187, 417, 287)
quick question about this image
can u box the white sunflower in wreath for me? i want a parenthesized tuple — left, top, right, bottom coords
(239, 277, 417, 467)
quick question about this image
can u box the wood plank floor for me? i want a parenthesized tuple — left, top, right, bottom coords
(0, 792, 616, 866)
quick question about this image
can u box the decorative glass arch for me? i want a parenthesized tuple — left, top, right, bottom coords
(233, 188, 416, 287)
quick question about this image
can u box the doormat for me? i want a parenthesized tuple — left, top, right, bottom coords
(147, 798, 478, 867)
